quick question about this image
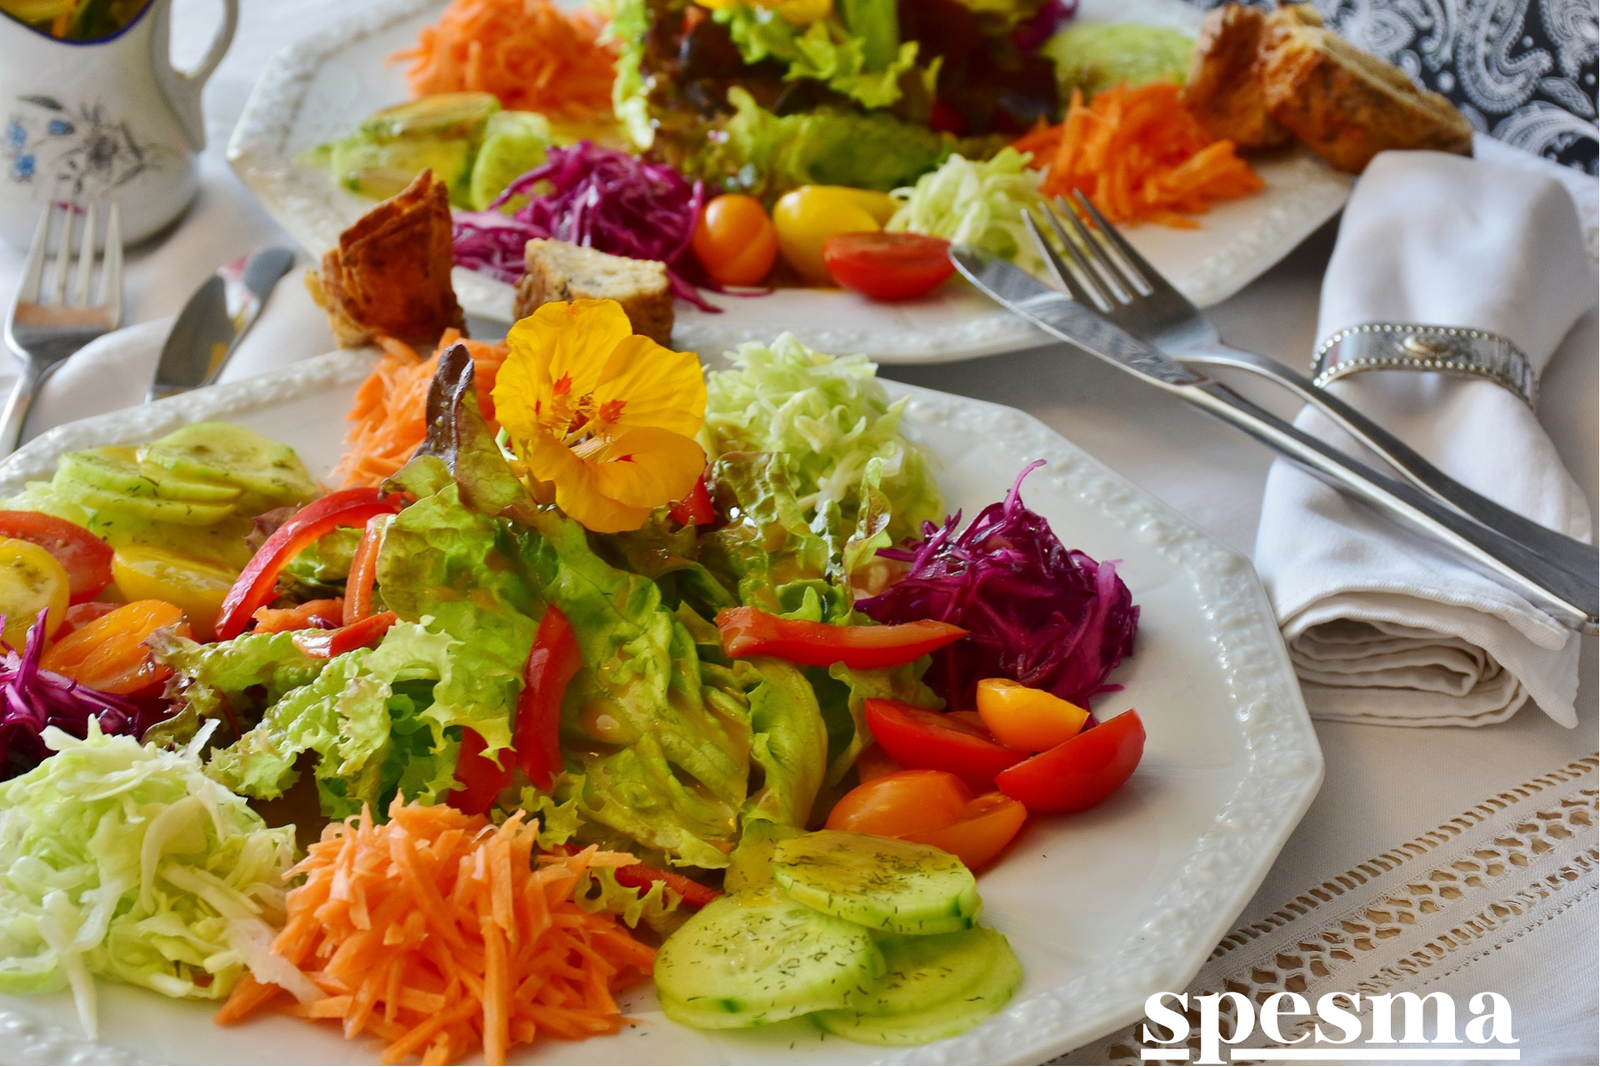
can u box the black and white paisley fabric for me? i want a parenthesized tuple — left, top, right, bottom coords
(1185, 0, 1599, 174)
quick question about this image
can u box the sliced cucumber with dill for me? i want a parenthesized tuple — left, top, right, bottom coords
(654, 893, 885, 1028)
(813, 927, 1022, 1045)
(771, 830, 979, 936)
(59, 446, 240, 503)
(138, 423, 319, 507)
(64, 483, 236, 526)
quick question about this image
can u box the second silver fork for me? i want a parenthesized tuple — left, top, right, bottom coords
(1, 199, 124, 456)
(1022, 192, 1597, 581)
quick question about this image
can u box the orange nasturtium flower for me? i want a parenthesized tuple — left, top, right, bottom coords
(492, 299, 707, 533)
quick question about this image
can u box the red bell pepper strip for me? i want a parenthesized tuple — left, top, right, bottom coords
(447, 726, 513, 816)
(342, 515, 387, 626)
(253, 598, 345, 634)
(611, 864, 722, 909)
(292, 611, 398, 659)
(863, 698, 1026, 793)
(667, 474, 715, 526)
(514, 605, 584, 790)
(715, 606, 967, 670)
(214, 488, 403, 641)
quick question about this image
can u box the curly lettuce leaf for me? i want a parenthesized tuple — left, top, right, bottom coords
(740, 657, 828, 827)
(146, 629, 326, 749)
(713, 5, 918, 109)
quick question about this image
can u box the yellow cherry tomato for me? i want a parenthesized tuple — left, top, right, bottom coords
(975, 678, 1090, 753)
(0, 538, 69, 649)
(111, 546, 238, 641)
(772, 185, 883, 286)
(830, 187, 896, 226)
(692, 194, 779, 286)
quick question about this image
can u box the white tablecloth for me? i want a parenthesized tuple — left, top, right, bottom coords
(0, 2, 1594, 1063)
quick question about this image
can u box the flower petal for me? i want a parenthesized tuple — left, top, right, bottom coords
(591, 335, 707, 437)
(585, 427, 706, 509)
(508, 299, 635, 403)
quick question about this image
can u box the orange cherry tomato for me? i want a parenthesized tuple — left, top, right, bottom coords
(825, 769, 972, 838)
(903, 792, 1028, 871)
(691, 194, 779, 286)
(976, 678, 1090, 753)
(854, 743, 904, 783)
(41, 599, 186, 695)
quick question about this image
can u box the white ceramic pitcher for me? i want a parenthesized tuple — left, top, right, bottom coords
(0, 0, 238, 249)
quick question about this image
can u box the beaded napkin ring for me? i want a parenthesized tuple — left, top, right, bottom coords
(1311, 323, 1537, 408)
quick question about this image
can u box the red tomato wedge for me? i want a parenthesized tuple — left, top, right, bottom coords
(448, 726, 512, 816)
(667, 474, 715, 527)
(825, 769, 973, 838)
(995, 709, 1146, 814)
(214, 488, 404, 641)
(716, 607, 966, 670)
(514, 605, 583, 790)
(0, 511, 113, 603)
(862, 698, 1025, 792)
(902, 791, 1028, 871)
(292, 611, 398, 659)
(822, 232, 955, 301)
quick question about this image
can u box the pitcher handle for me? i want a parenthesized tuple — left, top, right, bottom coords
(154, 0, 241, 152)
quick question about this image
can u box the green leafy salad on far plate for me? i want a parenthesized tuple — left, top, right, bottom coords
(0, 302, 1144, 1064)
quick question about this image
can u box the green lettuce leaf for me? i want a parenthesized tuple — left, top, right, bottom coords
(713, 6, 918, 109)
(740, 657, 828, 827)
(146, 629, 326, 749)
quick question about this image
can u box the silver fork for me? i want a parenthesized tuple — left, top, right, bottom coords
(2, 198, 124, 456)
(1023, 192, 1597, 581)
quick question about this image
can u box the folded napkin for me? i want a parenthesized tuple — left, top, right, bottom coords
(1254, 148, 1597, 728)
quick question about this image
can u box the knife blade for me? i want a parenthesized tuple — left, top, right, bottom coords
(149, 247, 296, 402)
(950, 244, 1599, 633)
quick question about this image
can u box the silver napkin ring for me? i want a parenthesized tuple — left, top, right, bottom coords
(1311, 323, 1537, 408)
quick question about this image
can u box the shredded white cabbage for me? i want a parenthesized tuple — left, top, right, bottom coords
(887, 148, 1046, 272)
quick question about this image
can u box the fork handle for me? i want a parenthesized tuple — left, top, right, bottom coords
(1179, 340, 1598, 582)
(1182, 378, 1598, 634)
(0, 361, 48, 457)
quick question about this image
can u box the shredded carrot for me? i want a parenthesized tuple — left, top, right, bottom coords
(331, 330, 508, 490)
(390, 0, 619, 120)
(1013, 83, 1264, 229)
(216, 799, 653, 1066)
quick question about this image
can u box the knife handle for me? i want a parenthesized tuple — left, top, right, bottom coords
(1184, 379, 1599, 635)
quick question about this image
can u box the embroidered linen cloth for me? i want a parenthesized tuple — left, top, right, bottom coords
(1253, 149, 1596, 728)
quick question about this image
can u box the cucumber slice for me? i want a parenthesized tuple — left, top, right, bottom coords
(724, 821, 805, 896)
(772, 831, 979, 936)
(70, 484, 236, 526)
(59, 447, 240, 504)
(813, 928, 1022, 1045)
(139, 423, 319, 507)
(654, 894, 885, 1028)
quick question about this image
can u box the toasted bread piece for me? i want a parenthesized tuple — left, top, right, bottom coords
(1182, 4, 1291, 149)
(513, 239, 675, 346)
(308, 170, 465, 348)
(1262, 24, 1473, 173)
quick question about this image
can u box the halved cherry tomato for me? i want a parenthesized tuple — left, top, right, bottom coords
(854, 742, 904, 783)
(825, 769, 973, 838)
(448, 726, 512, 816)
(716, 607, 966, 669)
(692, 194, 780, 287)
(514, 605, 583, 789)
(251, 598, 344, 634)
(976, 678, 1090, 753)
(903, 792, 1028, 871)
(292, 611, 397, 659)
(668, 474, 716, 527)
(41, 599, 185, 694)
(342, 515, 388, 626)
(215, 488, 403, 641)
(863, 698, 1025, 792)
(56, 600, 121, 639)
(0, 539, 70, 648)
(111, 546, 237, 642)
(822, 232, 956, 301)
(613, 863, 722, 909)
(0, 511, 113, 603)
(995, 709, 1146, 814)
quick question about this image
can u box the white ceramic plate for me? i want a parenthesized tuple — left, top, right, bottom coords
(0, 355, 1322, 1065)
(226, 0, 1353, 363)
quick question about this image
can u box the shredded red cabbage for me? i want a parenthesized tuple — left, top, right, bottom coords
(1013, 0, 1078, 52)
(452, 140, 722, 312)
(0, 610, 160, 780)
(857, 460, 1138, 710)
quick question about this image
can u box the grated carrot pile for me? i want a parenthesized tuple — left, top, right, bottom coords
(1012, 82, 1264, 229)
(391, 0, 619, 120)
(216, 799, 654, 1066)
(332, 330, 508, 489)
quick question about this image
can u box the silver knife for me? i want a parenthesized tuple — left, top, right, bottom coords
(951, 245, 1599, 634)
(149, 247, 296, 402)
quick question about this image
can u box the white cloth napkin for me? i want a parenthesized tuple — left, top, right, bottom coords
(1254, 148, 1597, 729)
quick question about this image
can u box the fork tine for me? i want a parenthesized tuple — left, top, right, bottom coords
(1070, 190, 1180, 299)
(1037, 202, 1117, 310)
(101, 203, 124, 326)
(1023, 210, 1099, 309)
(72, 202, 98, 307)
(1051, 196, 1140, 302)
(16, 201, 52, 304)
(48, 200, 79, 306)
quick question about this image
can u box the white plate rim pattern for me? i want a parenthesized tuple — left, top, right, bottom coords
(0, 356, 1323, 1066)
(224, 0, 1354, 363)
